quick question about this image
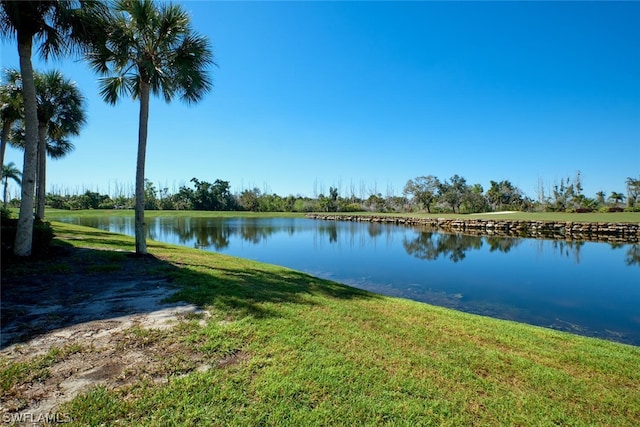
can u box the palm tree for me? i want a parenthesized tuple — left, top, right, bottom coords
(0, 68, 22, 175)
(8, 69, 86, 219)
(0, 0, 106, 255)
(87, 0, 214, 255)
(34, 70, 86, 219)
(626, 177, 640, 208)
(609, 192, 626, 206)
(2, 161, 21, 207)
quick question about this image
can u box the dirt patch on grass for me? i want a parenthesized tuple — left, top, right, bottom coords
(1, 246, 212, 424)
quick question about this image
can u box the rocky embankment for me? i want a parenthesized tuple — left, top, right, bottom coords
(305, 214, 640, 243)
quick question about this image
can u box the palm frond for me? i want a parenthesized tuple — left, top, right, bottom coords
(85, 0, 214, 107)
(98, 74, 135, 104)
(36, 22, 67, 59)
(46, 137, 75, 159)
(2, 161, 22, 184)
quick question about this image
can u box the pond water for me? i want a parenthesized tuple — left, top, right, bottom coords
(55, 215, 640, 346)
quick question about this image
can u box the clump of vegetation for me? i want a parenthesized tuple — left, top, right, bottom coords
(1, 208, 54, 258)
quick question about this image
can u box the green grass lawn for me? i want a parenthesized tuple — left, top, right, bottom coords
(2, 222, 639, 425)
(43, 208, 306, 219)
(40, 208, 640, 224)
(317, 210, 640, 223)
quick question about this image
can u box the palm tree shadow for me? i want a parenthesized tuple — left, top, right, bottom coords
(1, 242, 376, 349)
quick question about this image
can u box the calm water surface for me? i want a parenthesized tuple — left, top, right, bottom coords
(56, 215, 640, 345)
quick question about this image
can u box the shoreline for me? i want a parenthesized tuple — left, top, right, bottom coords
(305, 213, 640, 243)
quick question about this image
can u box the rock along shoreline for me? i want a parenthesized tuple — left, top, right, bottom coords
(304, 213, 640, 244)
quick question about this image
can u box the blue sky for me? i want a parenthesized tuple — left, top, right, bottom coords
(2, 1, 639, 200)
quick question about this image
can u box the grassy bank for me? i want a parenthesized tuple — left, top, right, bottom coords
(2, 222, 640, 425)
(43, 209, 306, 220)
(40, 208, 640, 224)
(313, 210, 640, 223)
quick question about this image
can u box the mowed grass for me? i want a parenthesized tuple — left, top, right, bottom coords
(4, 222, 640, 425)
(319, 210, 640, 223)
(41, 208, 640, 224)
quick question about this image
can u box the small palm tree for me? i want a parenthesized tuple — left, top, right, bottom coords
(34, 70, 86, 219)
(0, 68, 22, 173)
(609, 192, 626, 206)
(2, 161, 21, 207)
(87, 0, 214, 254)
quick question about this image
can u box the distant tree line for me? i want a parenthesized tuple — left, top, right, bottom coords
(6, 173, 635, 214)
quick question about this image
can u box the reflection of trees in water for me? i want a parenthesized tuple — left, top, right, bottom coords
(238, 224, 279, 244)
(610, 242, 640, 267)
(367, 223, 383, 238)
(547, 240, 584, 264)
(166, 219, 229, 250)
(191, 223, 232, 250)
(625, 244, 640, 266)
(485, 236, 522, 253)
(163, 219, 297, 250)
(403, 232, 483, 262)
(317, 223, 338, 243)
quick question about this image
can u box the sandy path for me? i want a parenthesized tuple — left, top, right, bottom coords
(1, 251, 209, 424)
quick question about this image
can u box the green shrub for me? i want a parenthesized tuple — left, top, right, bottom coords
(1, 218, 54, 258)
(341, 203, 363, 212)
(623, 206, 640, 213)
(0, 206, 12, 222)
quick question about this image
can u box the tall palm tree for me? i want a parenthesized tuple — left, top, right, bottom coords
(2, 161, 21, 207)
(0, 0, 106, 255)
(87, 0, 214, 255)
(0, 68, 22, 175)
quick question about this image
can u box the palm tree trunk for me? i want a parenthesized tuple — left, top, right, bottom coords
(14, 34, 38, 256)
(3, 178, 8, 208)
(1, 120, 10, 179)
(35, 122, 47, 220)
(135, 81, 150, 255)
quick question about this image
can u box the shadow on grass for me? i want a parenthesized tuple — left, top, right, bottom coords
(1, 239, 376, 349)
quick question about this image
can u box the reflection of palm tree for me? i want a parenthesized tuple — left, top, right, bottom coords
(87, 0, 214, 255)
(2, 162, 21, 207)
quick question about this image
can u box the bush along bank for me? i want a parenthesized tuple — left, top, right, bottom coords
(305, 214, 640, 243)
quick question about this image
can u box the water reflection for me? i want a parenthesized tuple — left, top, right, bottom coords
(51, 215, 640, 345)
(615, 243, 640, 267)
(626, 244, 640, 266)
(403, 232, 485, 262)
